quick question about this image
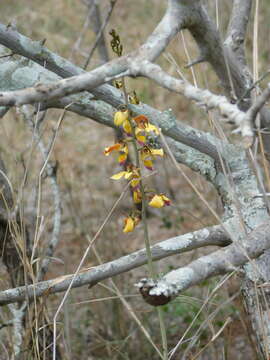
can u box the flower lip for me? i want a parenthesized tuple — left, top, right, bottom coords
(123, 216, 135, 233)
(149, 194, 171, 208)
(114, 109, 129, 126)
(123, 119, 132, 135)
(123, 215, 140, 233)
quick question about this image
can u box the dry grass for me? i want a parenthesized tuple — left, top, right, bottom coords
(0, 0, 269, 359)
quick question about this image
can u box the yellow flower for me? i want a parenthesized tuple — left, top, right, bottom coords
(142, 159, 154, 171)
(144, 123, 160, 135)
(130, 167, 141, 189)
(149, 194, 171, 208)
(140, 147, 164, 159)
(134, 118, 160, 136)
(123, 216, 135, 233)
(111, 166, 140, 186)
(133, 189, 142, 204)
(151, 148, 164, 156)
(111, 171, 133, 180)
(135, 127, 146, 145)
(104, 142, 128, 156)
(118, 153, 128, 165)
(114, 110, 128, 126)
(133, 115, 149, 129)
(140, 146, 164, 170)
(123, 216, 140, 233)
(136, 133, 146, 145)
(123, 119, 132, 135)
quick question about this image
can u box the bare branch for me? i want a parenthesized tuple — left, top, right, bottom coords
(89, 1, 110, 64)
(84, 0, 116, 68)
(0, 4, 251, 141)
(8, 303, 25, 357)
(0, 57, 251, 144)
(0, 0, 182, 77)
(0, 44, 228, 175)
(0, 225, 231, 306)
(246, 84, 270, 127)
(137, 222, 270, 306)
(137, 61, 253, 141)
(226, 0, 252, 67)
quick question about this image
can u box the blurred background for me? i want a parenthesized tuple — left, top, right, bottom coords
(0, 1, 269, 359)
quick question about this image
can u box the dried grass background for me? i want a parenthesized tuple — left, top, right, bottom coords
(0, 0, 269, 359)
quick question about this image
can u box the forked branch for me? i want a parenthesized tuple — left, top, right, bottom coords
(137, 222, 270, 306)
(0, 225, 231, 306)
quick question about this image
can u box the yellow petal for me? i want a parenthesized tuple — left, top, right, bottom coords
(143, 159, 154, 170)
(124, 171, 133, 179)
(118, 153, 127, 165)
(161, 194, 171, 206)
(123, 119, 132, 135)
(145, 124, 160, 135)
(122, 144, 129, 154)
(131, 178, 140, 189)
(149, 195, 165, 208)
(114, 110, 128, 126)
(133, 190, 142, 204)
(111, 171, 127, 180)
(136, 134, 146, 145)
(104, 143, 122, 156)
(151, 148, 164, 157)
(123, 217, 135, 233)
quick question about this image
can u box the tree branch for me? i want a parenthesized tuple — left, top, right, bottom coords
(137, 222, 270, 306)
(83, 0, 116, 68)
(0, 3, 252, 143)
(0, 44, 228, 177)
(225, 0, 252, 67)
(0, 225, 231, 306)
(246, 84, 270, 126)
(137, 61, 253, 142)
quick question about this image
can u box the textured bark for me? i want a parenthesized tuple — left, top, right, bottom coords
(0, 225, 231, 305)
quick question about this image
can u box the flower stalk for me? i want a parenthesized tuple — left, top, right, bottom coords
(107, 29, 169, 359)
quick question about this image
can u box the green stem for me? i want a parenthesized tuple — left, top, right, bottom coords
(121, 78, 168, 359)
(122, 80, 155, 277)
(158, 307, 168, 359)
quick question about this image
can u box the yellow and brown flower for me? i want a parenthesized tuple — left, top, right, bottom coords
(149, 194, 171, 208)
(123, 215, 140, 233)
(114, 109, 128, 126)
(140, 146, 164, 170)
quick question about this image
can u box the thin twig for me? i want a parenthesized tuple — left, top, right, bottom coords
(84, 0, 117, 69)
(69, 0, 96, 61)
(52, 180, 131, 360)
